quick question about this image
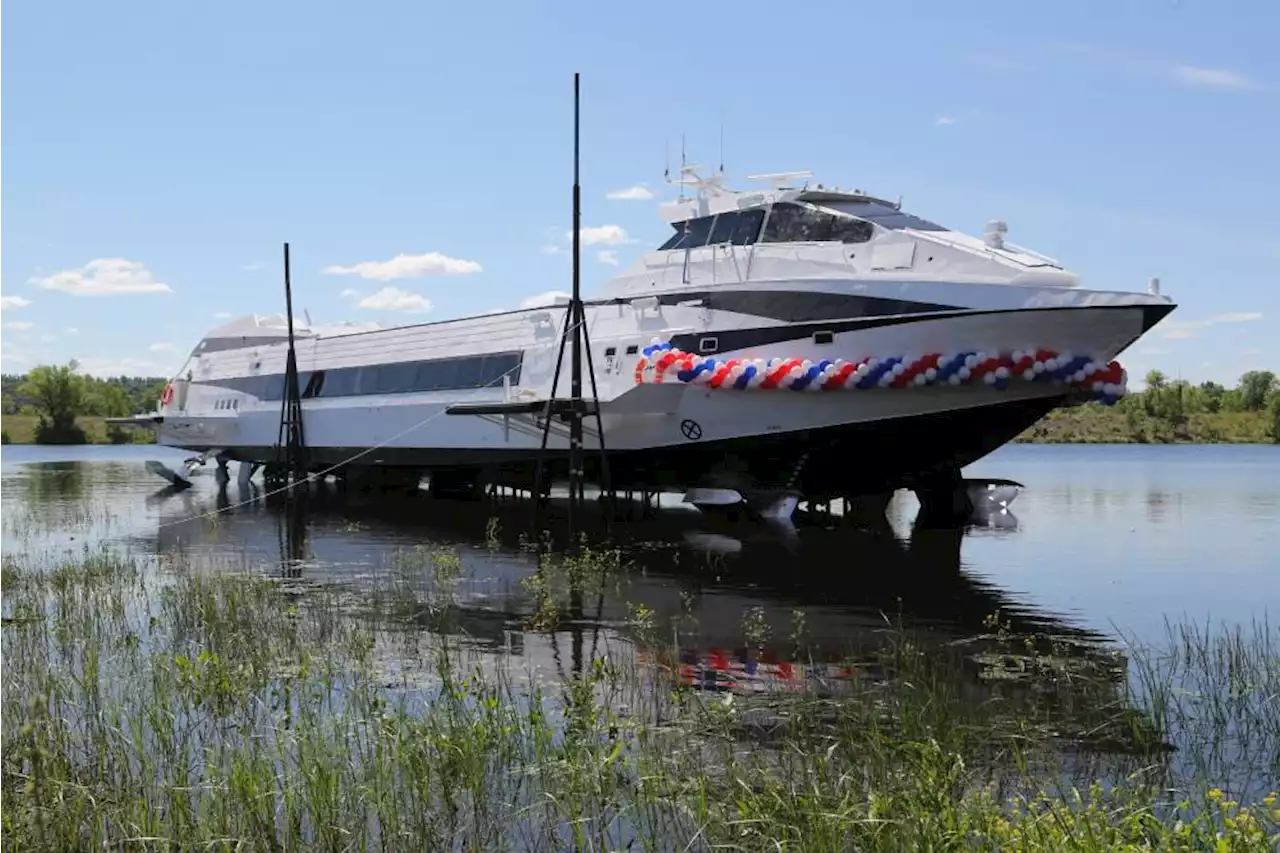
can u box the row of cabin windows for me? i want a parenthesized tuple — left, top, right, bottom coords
(658, 202, 875, 251)
(214, 398, 240, 411)
(216, 352, 523, 401)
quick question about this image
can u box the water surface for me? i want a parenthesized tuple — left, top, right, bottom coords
(3, 442, 1275, 650)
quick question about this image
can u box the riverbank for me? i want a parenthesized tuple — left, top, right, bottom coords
(2, 542, 1278, 850)
(1015, 405, 1276, 444)
(0, 415, 154, 445)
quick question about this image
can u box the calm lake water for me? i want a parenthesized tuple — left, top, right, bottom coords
(2, 442, 1276, 654)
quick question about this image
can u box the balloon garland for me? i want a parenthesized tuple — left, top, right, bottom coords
(635, 339, 1127, 405)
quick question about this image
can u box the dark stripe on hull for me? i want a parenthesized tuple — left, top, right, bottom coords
(652, 289, 960, 322)
(218, 396, 1060, 498)
(669, 302, 1176, 356)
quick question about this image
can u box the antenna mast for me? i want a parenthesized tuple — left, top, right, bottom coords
(273, 242, 306, 491)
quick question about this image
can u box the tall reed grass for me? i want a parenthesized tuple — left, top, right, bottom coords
(3, 542, 1278, 851)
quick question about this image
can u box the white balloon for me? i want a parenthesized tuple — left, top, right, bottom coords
(844, 373, 861, 390)
(789, 366, 803, 379)
(964, 355, 978, 369)
(1012, 349, 1025, 363)
(1103, 383, 1117, 396)
(855, 363, 869, 376)
(1044, 357, 1059, 371)
(1032, 361, 1046, 374)
(865, 357, 879, 369)
(878, 373, 893, 387)
(983, 372, 997, 385)
(925, 367, 937, 381)
(1072, 370, 1086, 383)
(958, 366, 971, 380)
(801, 360, 813, 371)
(913, 373, 927, 386)
(948, 374, 962, 386)
(1084, 362, 1098, 376)
(995, 366, 1010, 380)
(892, 363, 906, 376)
(1091, 381, 1103, 393)
(1022, 369, 1035, 381)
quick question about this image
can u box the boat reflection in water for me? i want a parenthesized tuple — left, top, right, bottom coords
(146, 479, 1125, 710)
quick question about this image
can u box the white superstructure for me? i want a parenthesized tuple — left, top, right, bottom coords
(147, 168, 1175, 500)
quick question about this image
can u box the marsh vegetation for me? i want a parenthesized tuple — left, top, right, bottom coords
(3, 529, 1278, 850)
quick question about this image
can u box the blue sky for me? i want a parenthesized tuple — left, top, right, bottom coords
(2, 0, 1276, 385)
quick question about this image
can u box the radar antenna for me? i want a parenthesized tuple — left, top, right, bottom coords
(746, 170, 814, 191)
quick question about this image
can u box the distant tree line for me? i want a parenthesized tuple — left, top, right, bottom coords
(1, 363, 167, 444)
(1127, 369, 1280, 440)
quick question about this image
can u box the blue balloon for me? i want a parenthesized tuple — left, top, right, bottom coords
(734, 365, 756, 390)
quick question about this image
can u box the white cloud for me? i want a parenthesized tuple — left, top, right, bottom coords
(64, 327, 80, 334)
(520, 290, 571, 309)
(1172, 65, 1254, 90)
(338, 288, 361, 298)
(39, 335, 56, 344)
(149, 341, 175, 352)
(935, 115, 956, 126)
(242, 262, 263, 272)
(597, 250, 620, 266)
(539, 244, 565, 256)
(606, 184, 655, 201)
(574, 225, 632, 246)
(5, 321, 35, 331)
(1161, 311, 1264, 340)
(322, 252, 482, 281)
(1, 296, 33, 310)
(357, 286, 433, 313)
(30, 258, 173, 296)
(212, 311, 233, 319)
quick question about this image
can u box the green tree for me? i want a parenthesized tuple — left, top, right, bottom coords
(1198, 381, 1226, 413)
(87, 382, 134, 418)
(1268, 392, 1280, 444)
(18, 361, 88, 444)
(1238, 370, 1278, 411)
(1142, 370, 1167, 416)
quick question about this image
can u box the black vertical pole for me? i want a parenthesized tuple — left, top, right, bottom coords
(568, 72, 584, 527)
(279, 242, 305, 485)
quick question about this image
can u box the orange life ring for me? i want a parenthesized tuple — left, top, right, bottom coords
(161, 384, 174, 406)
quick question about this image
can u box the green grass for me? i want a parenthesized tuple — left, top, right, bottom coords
(1016, 404, 1275, 444)
(3, 544, 1278, 851)
(0, 414, 155, 445)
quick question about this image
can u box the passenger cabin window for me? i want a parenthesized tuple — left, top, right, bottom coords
(660, 208, 767, 250)
(658, 215, 715, 251)
(708, 212, 737, 245)
(730, 208, 766, 245)
(762, 202, 874, 244)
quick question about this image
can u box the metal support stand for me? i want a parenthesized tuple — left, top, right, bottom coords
(532, 73, 615, 542)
